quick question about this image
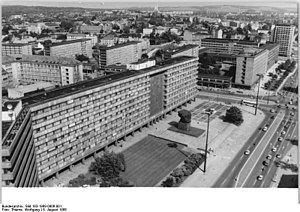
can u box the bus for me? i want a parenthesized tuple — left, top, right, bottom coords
(240, 100, 257, 107)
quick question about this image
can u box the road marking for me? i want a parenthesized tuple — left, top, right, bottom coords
(237, 113, 285, 187)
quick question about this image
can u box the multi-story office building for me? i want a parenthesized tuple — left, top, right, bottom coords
(93, 41, 142, 69)
(235, 49, 268, 88)
(271, 24, 295, 57)
(67, 33, 98, 46)
(2, 55, 83, 87)
(201, 38, 260, 55)
(164, 44, 199, 59)
(44, 39, 92, 58)
(5, 56, 197, 184)
(260, 43, 280, 69)
(2, 100, 39, 187)
(2, 43, 33, 56)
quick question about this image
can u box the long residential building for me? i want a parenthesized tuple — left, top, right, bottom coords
(93, 41, 142, 69)
(2, 55, 83, 87)
(2, 100, 39, 187)
(271, 24, 295, 57)
(259, 42, 280, 69)
(200, 38, 260, 55)
(2, 43, 33, 56)
(1, 56, 198, 186)
(44, 39, 93, 58)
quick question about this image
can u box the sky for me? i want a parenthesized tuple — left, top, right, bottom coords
(0, 0, 298, 9)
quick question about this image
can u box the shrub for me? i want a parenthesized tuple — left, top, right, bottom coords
(161, 176, 175, 187)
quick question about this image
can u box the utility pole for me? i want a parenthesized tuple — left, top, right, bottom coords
(255, 74, 263, 115)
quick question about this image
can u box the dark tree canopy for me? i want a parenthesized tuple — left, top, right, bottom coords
(225, 106, 244, 126)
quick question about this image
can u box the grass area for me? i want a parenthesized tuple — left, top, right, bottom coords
(120, 136, 191, 187)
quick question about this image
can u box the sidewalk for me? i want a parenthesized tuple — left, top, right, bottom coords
(180, 104, 265, 187)
(271, 145, 298, 188)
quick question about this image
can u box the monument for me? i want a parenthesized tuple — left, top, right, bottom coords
(177, 109, 191, 131)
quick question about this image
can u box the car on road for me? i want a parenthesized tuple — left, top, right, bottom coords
(263, 160, 270, 166)
(244, 150, 251, 155)
(271, 116, 275, 119)
(290, 112, 294, 116)
(257, 175, 264, 181)
(281, 131, 286, 135)
(270, 109, 275, 113)
(262, 127, 268, 132)
(272, 147, 277, 152)
(266, 155, 272, 160)
(292, 107, 296, 111)
(276, 154, 282, 159)
(277, 105, 281, 108)
(278, 137, 283, 142)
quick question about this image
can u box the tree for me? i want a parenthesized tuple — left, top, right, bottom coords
(141, 53, 149, 60)
(89, 151, 126, 181)
(225, 106, 244, 126)
(60, 20, 74, 31)
(75, 54, 89, 62)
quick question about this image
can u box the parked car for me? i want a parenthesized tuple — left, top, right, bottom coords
(278, 137, 283, 142)
(272, 147, 277, 152)
(257, 175, 264, 181)
(244, 150, 251, 155)
(266, 155, 272, 160)
(263, 160, 270, 167)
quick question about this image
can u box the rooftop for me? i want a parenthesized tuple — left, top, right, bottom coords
(2, 55, 82, 66)
(2, 43, 31, 46)
(21, 56, 196, 106)
(202, 38, 259, 45)
(49, 38, 92, 47)
(165, 44, 198, 55)
(97, 41, 140, 50)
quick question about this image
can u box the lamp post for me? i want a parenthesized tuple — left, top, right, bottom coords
(203, 109, 214, 173)
(255, 74, 263, 115)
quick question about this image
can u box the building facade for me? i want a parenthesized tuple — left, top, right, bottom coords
(67, 33, 98, 46)
(271, 24, 295, 57)
(2, 55, 83, 87)
(15, 56, 198, 183)
(94, 41, 142, 69)
(235, 49, 268, 88)
(2, 43, 33, 56)
(44, 39, 93, 58)
(260, 43, 280, 69)
(2, 101, 39, 187)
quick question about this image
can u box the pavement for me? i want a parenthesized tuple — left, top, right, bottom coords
(271, 143, 298, 188)
(180, 103, 265, 187)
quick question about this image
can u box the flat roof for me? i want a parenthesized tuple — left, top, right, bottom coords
(97, 41, 140, 50)
(202, 38, 259, 45)
(166, 44, 198, 55)
(198, 74, 232, 80)
(2, 55, 81, 66)
(2, 43, 31, 46)
(50, 38, 92, 47)
(21, 56, 196, 106)
(260, 42, 280, 51)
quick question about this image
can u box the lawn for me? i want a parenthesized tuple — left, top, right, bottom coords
(120, 136, 191, 187)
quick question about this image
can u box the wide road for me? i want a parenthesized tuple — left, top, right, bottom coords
(212, 107, 279, 188)
(242, 111, 297, 187)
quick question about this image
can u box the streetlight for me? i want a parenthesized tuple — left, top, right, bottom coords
(255, 74, 263, 115)
(203, 108, 215, 173)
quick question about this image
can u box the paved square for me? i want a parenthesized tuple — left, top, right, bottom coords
(120, 135, 191, 187)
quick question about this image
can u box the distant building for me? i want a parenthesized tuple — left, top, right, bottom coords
(44, 38, 92, 58)
(93, 41, 142, 69)
(67, 33, 98, 46)
(79, 25, 102, 34)
(183, 29, 211, 45)
(271, 24, 295, 57)
(163, 44, 199, 59)
(126, 60, 156, 70)
(99, 35, 116, 47)
(143, 28, 153, 35)
(2, 55, 83, 87)
(198, 74, 232, 89)
(235, 49, 268, 88)
(2, 43, 33, 56)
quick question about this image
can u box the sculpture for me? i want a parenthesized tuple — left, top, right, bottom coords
(178, 109, 191, 131)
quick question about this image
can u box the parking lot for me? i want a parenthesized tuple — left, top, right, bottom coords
(190, 101, 230, 123)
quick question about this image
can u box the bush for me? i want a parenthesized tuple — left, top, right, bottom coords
(161, 177, 175, 187)
(68, 174, 97, 187)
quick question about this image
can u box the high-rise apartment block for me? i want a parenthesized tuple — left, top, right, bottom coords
(44, 39, 93, 58)
(2, 55, 83, 87)
(271, 24, 295, 57)
(2, 56, 198, 185)
(2, 43, 33, 56)
(93, 41, 142, 69)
